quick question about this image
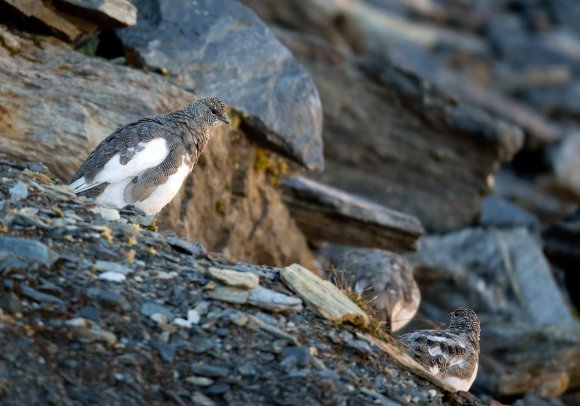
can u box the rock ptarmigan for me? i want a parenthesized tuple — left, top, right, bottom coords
(69, 98, 229, 215)
(333, 248, 421, 332)
(399, 307, 480, 392)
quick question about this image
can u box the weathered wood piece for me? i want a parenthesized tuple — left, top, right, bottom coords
(280, 264, 369, 327)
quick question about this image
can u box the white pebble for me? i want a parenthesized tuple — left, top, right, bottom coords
(187, 309, 201, 325)
(150, 313, 168, 324)
(98, 272, 126, 282)
(90, 207, 120, 222)
(65, 317, 89, 327)
(173, 318, 193, 328)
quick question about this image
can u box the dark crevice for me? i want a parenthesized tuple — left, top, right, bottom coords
(95, 31, 125, 60)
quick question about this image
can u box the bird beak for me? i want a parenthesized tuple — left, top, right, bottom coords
(222, 116, 230, 125)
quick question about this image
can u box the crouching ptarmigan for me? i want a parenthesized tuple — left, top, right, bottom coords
(70, 98, 229, 214)
(399, 307, 480, 392)
(333, 248, 421, 332)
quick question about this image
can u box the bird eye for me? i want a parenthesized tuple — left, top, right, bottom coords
(211, 109, 217, 115)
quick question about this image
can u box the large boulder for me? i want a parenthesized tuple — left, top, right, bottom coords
(0, 27, 314, 268)
(407, 227, 573, 326)
(279, 31, 524, 232)
(118, 0, 324, 171)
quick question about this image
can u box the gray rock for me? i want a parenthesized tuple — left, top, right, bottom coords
(206, 286, 250, 304)
(208, 267, 259, 289)
(0, 293, 22, 314)
(140, 302, 174, 321)
(94, 260, 132, 275)
(166, 235, 206, 257)
(191, 392, 216, 406)
(408, 227, 573, 325)
(185, 376, 213, 387)
(480, 195, 540, 228)
(0, 236, 58, 271)
(281, 176, 424, 252)
(118, 0, 323, 170)
(247, 285, 303, 312)
(9, 181, 28, 202)
(189, 364, 229, 378)
(20, 285, 65, 307)
(86, 287, 129, 311)
(280, 346, 311, 367)
(151, 341, 176, 362)
(69, 326, 117, 345)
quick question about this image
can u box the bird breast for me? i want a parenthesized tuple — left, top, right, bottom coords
(132, 156, 192, 215)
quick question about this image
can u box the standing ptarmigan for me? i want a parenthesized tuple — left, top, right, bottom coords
(399, 307, 480, 392)
(69, 98, 229, 215)
(333, 248, 421, 332)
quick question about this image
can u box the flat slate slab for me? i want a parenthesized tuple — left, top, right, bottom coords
(409, 227, 573, 326)
(280, 176, 424, 252)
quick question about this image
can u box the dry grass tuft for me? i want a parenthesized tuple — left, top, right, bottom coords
(330, 268, 393, 343)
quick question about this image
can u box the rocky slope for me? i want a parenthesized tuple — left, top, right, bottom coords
(0, 161, 484, 405)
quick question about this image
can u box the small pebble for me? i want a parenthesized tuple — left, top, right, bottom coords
(188, 309, 201, 324)
(140, 302, 173, 321)
(95, 260, 132, 275)
(150, 313, 168, 324)
(98, 272, 126, 282)
(173, 318, 193, 328)
(191, 392, 215, 406)
(65, 317, 89, 327)
(185, 376, 214, 386)
(90, 207, 120, 222)
(9, 181, 28, 202)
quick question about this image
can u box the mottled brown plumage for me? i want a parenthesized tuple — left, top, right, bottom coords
(399, 308, 480, 392)
(69, 98, 228, 214)
(333, 248, 420, 332)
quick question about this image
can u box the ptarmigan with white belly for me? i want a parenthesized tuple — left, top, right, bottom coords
(399, 307, 480, 392)
(333, 248, 421, 332)
(69, 98, 229, 215)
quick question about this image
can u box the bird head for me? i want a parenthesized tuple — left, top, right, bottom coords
(199, 97, 229, 127)
(448, 307, 480, 336)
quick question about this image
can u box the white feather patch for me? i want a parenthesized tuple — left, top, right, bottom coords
(428, 346, 444, 357)
(425, 335, 450, 343)
(134, 158, 191, 215)
(444, 363, 478, 393)
(71, 138, 169, 193)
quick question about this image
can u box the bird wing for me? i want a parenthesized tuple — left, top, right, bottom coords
(399, 330, 467, 372)
(70, 118, 170, 194)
